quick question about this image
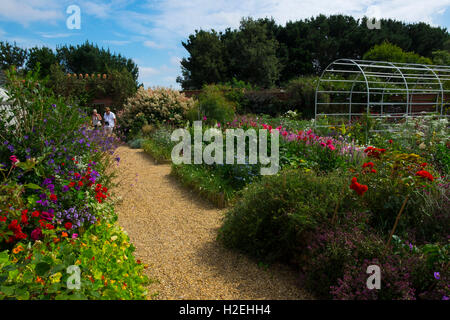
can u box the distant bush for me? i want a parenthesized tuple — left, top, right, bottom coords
(119, 87, 194, 139)
(284, 77, 318, 119)
(242, 90, 288, 116)
(195, 84, 235, 124)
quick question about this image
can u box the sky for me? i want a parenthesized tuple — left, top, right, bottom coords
(1, 0, 449, 89)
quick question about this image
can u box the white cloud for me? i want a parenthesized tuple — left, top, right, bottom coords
(143, 40, 164, 48)
(170, 56, 181, 66)
(0, 0, 64, 26)
(39, 32, 75, 38)
(103, 40, 132, 45)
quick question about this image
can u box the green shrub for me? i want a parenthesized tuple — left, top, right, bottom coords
(218, 169, 350, 262)
(196, 85, 235, 124)
(242, 90, 288, 116)
(128, 138, 145, 149)
(171, 164, 234, 208)
(285, 77, 319, 119)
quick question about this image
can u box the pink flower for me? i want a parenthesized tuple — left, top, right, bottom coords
(72, 233, 78, 239)
(327, 144, 336, 151)
(202, 116, 207, 121)
(9, 155, 19, 164)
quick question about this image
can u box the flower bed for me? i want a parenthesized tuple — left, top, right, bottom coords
(0, 69, 149, 300)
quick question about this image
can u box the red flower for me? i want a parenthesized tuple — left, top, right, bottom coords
(64, 222, 73, 230)
(350, 177, 368, 196)
(50, 194, 57, 201)
(0, 216, 7, 222)
(46, 224, 55, 230)
(21, 214, 28, 224)
(68, 182, 76, 188)
(78, 181, 83, 187)
(389, 139, 393, 144)
(420, 163, 428, 167)
(362, 162, 374, 169)
(416, 170, 434, 182)
(364, 146, 386, 159)
(21, 209, 28, 215)
(371, 169, 377, 173)
(32, 211, 40, 217)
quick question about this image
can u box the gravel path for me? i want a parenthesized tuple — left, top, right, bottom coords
(114, 146, 312, 300)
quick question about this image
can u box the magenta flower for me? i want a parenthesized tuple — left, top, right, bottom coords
(202, 116, 207, 121)
(31, 228, 42, 240)
(9, 155, 19, 164)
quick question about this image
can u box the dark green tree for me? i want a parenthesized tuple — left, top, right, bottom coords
(0, 41, 27, 70)
(177, 30, 228, 89)
(26, 47, 58, 77)
(56, 41, 139, 85)
(227, 17, 281, 88)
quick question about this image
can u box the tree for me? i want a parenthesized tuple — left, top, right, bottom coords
(363, 41, 433, 64)
(178, 30, 228, 90)
(0, 41, 27, 70)
(26, 47, 58, 77)
(56, 41, 139, 85)
(178, 15, 449, 88)
(228, 17, 281, 88)
(432, 50, 450, 65)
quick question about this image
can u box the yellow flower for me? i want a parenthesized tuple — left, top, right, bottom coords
(75, 259, 81, 265)
(49, 272, 62, 283)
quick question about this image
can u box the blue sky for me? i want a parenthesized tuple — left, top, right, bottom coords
(1, 0, 449, 89)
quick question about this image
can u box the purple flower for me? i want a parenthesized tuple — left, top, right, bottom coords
(434, 272, 441, 280)
(62, 185, 69, 192)
(443, 296, 449, 300)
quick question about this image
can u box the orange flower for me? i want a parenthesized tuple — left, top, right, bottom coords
(36, 276, 45, 285)
(61, 232, 68, 238)
(12, 245, 24, 254)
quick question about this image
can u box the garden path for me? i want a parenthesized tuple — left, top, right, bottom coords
(114, 146, 312, 299)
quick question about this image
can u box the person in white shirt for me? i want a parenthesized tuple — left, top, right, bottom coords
(103, 107, 116, 135)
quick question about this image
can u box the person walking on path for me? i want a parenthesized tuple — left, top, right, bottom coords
(103, 107, 116, 135)
(92, 109, 102, 129)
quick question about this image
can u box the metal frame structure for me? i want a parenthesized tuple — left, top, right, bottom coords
(314, 59, 450, 129)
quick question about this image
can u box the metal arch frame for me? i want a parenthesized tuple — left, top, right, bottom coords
(314, 59, 450, 130)
(420, 64, 445, 115)
(315, 58, 370, 124)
